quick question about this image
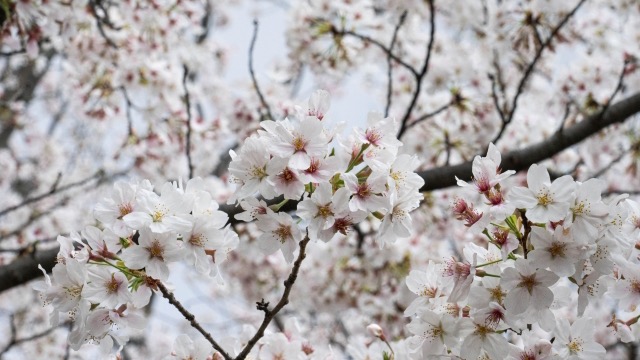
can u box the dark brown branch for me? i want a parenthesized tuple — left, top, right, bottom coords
(156, 281, 232, 360)
(0, 48, 26, 57)
(2, 92, 640, 293)
(234, 235, 311, 360)
(183, 65, 194, 179)
(403, 99, 453, 132)
(0, 170, 103, 218)
(419, 90, 640, 192)
(384, 11, 408, 118)
(0, 168, 129, 218)
(0, 314, 68, 355)
(249, 20, 274, 121)
(88, 0, 119, 48)
(0, 247, 58, 293)
(590, 150, 628, 179)
(490, 0, 587, 145)
(396, 0, 436, 139)
(119, 86, 135, 137)
(337, 30, 419, 78)
(0, 197, 69, 243)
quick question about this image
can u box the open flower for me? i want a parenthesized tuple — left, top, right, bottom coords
(501, 259, 559, 315)
(256, 212, 302, 263)
(81, 267, 131, 308)
(553, 317, 605, 359)
(509, 164, 576, 223)
(457, 143, 515, 193)
(120, 229, 182, 281)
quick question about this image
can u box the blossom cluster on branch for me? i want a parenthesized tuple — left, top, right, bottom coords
(33, 90, 427, 358)
(403, 147, 640, 359)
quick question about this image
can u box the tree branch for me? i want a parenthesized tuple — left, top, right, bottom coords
(249, 20, 274, 121)
(183, 65, 194, 179)
(1, 92, 640, 293)
(418, 91, 640, 192)
(234, 235, 311, 360)
(396, 0, 436, 139)
(490, 0, 587, 145)
(384, 11, 408, 118)
(0, 168, 129, 218)
(156, 281, 232, 360)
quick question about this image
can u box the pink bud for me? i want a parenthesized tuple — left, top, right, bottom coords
(367, 323, 384, 339)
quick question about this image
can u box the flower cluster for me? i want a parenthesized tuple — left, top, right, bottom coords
(405, 146, 639, 359)
(229, 90, 425, 257)
(34, 90, 426, 358)
(34, 178, 238, 355)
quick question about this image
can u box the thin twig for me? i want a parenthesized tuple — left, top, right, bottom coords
(249, 20, 274, 121)
(557, 102, 572, 133)
(396, 0, 436, 139)
(403, 99, 453, 131)
(490, 0, 587, 145)
(235, 235, 312, 360)
(0, 48, 26, 57)
(0, 170, 111, 218)
(182, 65, 194, 179)
(88, 0, 118, 48)
(590, 150, 628, 179)
(338, 30, 419, 78)
(120, 86, 135, 137)
(384, 11, 408, 117)
(156, 282, 232, 360)
(0, 315, 68, 356)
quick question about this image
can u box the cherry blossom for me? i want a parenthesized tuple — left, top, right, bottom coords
(509, 164, 576, 223)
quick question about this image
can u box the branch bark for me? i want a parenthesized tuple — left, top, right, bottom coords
(0, 91, 639, 293)
(417, 90, 640, 192)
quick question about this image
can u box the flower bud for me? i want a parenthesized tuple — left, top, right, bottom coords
(367, 323, 385, 340)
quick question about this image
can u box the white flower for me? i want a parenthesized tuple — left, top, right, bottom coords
(444, 254, 476, 303)
(82, 225, 122, 258)
(258, 332, 304, 359)
(457, 143, 515, 193)
(317, 210, 368, 243)
(609, 258, 640, 311)
(376, 189, 422, 248)
(33, 259, 87, 325)
(405, 261, 450, 316)
(509, 164, 576, 223)
(356, 112, 402, 149)
(181, 215, 226, 275)
(81, 267, 131, 308)
(468, 276, 507, 310)
(297, 183, 350, 241)
(406, 310, 459, 356)
(170, 334, 213, 360)
(266, 157, 306, 200)
(94, 180, 152, 237)
(123, 182, 194, 234)
(506, 329, 552, 360)
(298, 156, 338, 184)
(235, 197, 274, 222)
(261, 116, 329, 170)
(501, 259, 559, 315)
(228, 136, 277, 201)
(528, 227, 582, 277)
(459, 317, 510, 360)
(387, 154, 425, 193)
(564, 179, 608, 242)
(308, 89, 330, 120)
(85, 307, 145, 356)
(553, 317, 605, 359)
(120, 229, 182, 281)
(342, 172, 388, 213)
(256, 212, 302, 263)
